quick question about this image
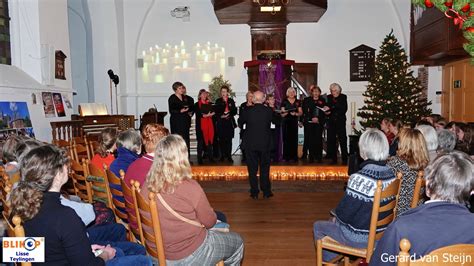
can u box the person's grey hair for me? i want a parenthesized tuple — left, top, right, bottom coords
(330, 83, 342, 92)
(416, 125, 438, 151)
(358, 128, 389, 161)
(286, 87, 296, 97)
(437, 129, 456, 152)
(116, 129, 142, 154)
(252, 91, 265, 104)
(425, 151, 474, 204)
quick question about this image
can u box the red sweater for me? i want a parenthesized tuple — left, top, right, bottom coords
(141, 179, 216, 260)
(90, 153, 115, 170)
(124, 153, 154, 231)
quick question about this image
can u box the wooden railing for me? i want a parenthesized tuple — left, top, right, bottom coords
(50, 120, 84, 142)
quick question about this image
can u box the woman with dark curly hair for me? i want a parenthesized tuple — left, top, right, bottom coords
(9, 145, 152, 265)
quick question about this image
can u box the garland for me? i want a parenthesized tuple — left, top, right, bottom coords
(412, 0, 474, 63)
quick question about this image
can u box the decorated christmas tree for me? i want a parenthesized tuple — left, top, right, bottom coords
(358, 31, 431, 129)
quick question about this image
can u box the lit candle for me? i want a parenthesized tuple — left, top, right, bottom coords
(351, 102, 356, 120)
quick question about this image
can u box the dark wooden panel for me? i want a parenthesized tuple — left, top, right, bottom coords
(411, 5, 468, 66)
(293, 63, 318, 93)
(212, 0, 327, 25)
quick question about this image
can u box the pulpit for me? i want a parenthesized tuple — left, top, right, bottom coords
(244, 59, 294, 106)
(139, 109, 167, 131)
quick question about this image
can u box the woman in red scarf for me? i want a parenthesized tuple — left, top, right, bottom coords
(195, 89, 215, 164)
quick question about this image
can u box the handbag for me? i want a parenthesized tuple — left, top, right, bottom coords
(157, 194, 229, 232)
(157, 194, 204, 228)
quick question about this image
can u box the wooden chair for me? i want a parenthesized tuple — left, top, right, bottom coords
(316, 177, 402, 266)
(12, 215, 32, 266)
(86, 160, 114, 209)
(105, 167, 130, 225)
(52, 139, 73, 158)
(120, 173, 144, 244)
(398, 238, 474, 266)
(1, 174, 14, 237)
(84, 137, 99, 160)
(133, 181, 166, 266)
(72, 143, 90, 162)
(410, 171, 426, 209)
(132, 182, 225, 266)
(70, 159, 93, 203)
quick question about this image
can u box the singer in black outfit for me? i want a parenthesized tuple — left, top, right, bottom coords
(194, 89, 215, 164)
(302, 86, 327, 163)
(238, 91, 254, 162)
(326, 83, 348, 165)
(215, 86, 237, 162)
(281, 87, 303, 162)
(168, 81, 194, 153)
(239, 91, 274, 199)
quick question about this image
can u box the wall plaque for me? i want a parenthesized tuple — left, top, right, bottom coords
(349, 44, 375, 81)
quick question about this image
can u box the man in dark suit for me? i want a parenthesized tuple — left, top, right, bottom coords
(239, 91, 274, 199)
(326, 83, 348, 165)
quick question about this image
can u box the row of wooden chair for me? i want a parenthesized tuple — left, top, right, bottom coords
(67, 160, 224, 265)
(1, 167, 31, 266)
(316, 171, 427, 266)
(53, 136, 98, 162)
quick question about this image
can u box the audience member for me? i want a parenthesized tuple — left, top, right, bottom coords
(370, 151, 474, 266)
(91, 128, 118, 170)
(415, 124, 438, 162)
(110, 129, 142, 177)
(124, 123, 169, 232)
(9, 145, 152, 265)
(437, 129, 456, 153)
(143, 135, 244, 265)
(456, 123, 473, 155)
(313, 129, 396, 262)
(380, 118, 395, 145)
(387, 128, 429, 217)
(434, 118, 447, 130)
(388, 119, 403, 156)
(2, 135, 24, 183)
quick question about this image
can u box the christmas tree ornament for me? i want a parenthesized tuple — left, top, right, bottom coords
(424, 0, 434, 8)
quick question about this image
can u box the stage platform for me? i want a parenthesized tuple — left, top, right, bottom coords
(190, 156, 349, 181)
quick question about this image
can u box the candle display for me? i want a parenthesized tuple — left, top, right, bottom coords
(141, 41, 226, 84)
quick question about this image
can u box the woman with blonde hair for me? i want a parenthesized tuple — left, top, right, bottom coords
(387, 128, 429, 217)
(144, 135, 244, 265)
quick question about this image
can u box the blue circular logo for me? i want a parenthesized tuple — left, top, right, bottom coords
(24, 238, 37, 251)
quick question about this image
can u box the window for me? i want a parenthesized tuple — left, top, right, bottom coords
(0, 0, 11, 65)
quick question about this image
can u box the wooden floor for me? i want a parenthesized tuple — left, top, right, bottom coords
(207, 192, 344, 266)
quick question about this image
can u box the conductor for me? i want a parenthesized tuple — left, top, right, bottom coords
(239, 91, 274, 200)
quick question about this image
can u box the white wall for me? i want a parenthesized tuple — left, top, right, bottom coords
(78, 0, 443, 151)
(6, 0, 74, 142)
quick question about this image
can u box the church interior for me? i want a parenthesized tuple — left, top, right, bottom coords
(1, 0, 474, 265)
